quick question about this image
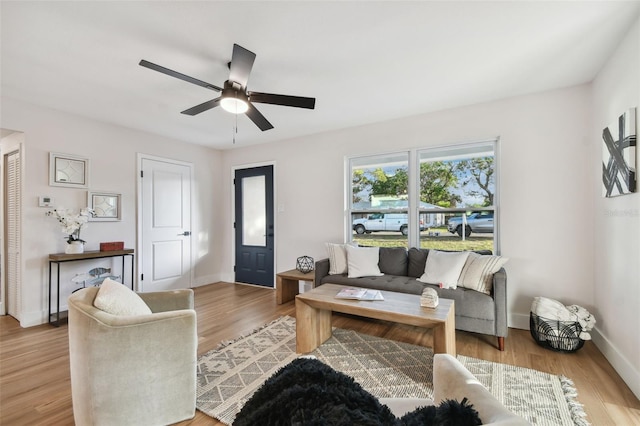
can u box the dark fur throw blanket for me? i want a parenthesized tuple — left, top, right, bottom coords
(233, 357, 481, 426)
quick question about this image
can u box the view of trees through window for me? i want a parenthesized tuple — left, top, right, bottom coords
(349, 141, 497, 252)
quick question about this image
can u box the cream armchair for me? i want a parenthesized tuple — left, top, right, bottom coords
(381, 354, 530, 425)
(68, 287, 197, 426)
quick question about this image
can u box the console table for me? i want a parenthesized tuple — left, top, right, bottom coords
(48, 249, 134, 326)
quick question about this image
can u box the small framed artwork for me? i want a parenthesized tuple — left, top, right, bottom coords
(49, 152, 89, 188)
(602, 107, 637, 197)
(88, 191, 121, 221)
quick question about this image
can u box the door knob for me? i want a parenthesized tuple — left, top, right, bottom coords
(178, 231, 191, 236)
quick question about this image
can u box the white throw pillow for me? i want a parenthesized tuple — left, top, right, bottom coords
(326, 242, 356, 275)
(458, 252, 508, 294)
(417, 250, 469, 289)
(93, 278, 152, 316)
(346, 245, 384, 278)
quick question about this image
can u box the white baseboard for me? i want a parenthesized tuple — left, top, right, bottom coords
(591, 326, 640, 400)
(509, 311, 530, 330)
(19, 309, 49, 327)
(220, 272, 235, 283)
(193, 274, 223, 287)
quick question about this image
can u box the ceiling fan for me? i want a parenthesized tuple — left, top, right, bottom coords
(139, 44, 316, 131)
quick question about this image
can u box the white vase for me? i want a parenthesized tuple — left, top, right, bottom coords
(65, 241, 84, 254)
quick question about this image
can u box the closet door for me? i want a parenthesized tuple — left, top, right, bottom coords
(4, 149, 21, 320)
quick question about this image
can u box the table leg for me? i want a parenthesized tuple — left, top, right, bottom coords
(295, 298, 332, 353)
(130, 254, 135, 290)
(276, 276, 299, 304)
(56, 262, 61, 326)
(48, 262, 52, 325)
(432, 304, 456, 356)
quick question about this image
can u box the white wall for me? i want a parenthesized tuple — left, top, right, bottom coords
(220, 84, 594, 330)
(592, 17, 640, 399)
(0, 97, 223, 327)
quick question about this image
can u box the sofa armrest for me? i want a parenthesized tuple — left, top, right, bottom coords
(492, 268, 508, 337)
(315, 258, 330, 286)
(139, 289, 194, 312)
(433, 354, 529, 425)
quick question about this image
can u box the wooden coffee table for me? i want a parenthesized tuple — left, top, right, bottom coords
(295, 283, 455, 355)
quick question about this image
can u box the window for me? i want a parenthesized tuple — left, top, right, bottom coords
(349, 152, 409, 247)
(348, 140, 498, 252)
(418, 141, 497, 252)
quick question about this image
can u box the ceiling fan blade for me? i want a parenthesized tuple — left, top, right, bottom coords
(248, 92, 316, 109)
(245, 102, 274, 131)
(139, 60, 222, 92)
(228, 44, 256, 88)
(181, 98, 222, 116)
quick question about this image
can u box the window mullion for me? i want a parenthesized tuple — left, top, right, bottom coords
(408, 149, 419, 248)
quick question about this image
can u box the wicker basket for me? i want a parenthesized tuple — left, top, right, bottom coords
(529, 312, 585, 353)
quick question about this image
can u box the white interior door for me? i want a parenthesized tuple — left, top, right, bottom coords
(139, 156, 192, 292)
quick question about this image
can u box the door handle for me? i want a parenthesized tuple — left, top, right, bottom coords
(178, 231, 191, 236)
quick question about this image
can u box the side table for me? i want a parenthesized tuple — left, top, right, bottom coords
(276, 269, 315, 304)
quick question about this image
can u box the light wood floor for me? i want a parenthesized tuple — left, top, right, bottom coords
(1, 282, 639, 425)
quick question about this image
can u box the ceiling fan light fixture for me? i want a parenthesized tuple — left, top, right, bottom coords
(221, 95, 248, 114)
(220, 84, 249, 114)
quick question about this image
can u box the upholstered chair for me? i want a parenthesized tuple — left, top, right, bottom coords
(67, 286, 197, 426)
(381, 354, 530, 425)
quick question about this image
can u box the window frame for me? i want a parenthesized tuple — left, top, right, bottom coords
(347, 151, 411, 245)
(346, 139, 500, 253)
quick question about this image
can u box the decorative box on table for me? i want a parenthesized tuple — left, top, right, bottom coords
(100, 241, 124, 251)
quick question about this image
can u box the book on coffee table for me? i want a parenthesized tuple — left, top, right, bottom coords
(335, 288, 384, 301)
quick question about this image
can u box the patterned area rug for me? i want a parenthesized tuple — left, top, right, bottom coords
(196, 316, 588, 426)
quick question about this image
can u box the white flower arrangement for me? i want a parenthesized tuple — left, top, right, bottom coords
(46, 207, 95, 244)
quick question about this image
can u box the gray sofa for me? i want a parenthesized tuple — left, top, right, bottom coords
(315, 247, 508, 350)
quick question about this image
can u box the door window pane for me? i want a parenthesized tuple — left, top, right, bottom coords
(242, 175, 266, 247)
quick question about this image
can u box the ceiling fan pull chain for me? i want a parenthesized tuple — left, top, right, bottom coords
(233, 114, 238, 144)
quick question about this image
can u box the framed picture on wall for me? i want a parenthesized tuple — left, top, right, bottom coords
(602, 107, 637, 197)
(88, 191, 121, 221)
(49, 152, 89, 188)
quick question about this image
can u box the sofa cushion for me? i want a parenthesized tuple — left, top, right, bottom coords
(418, 250, 470, 289)
(407, 248, 429, 278)
(347, 245, 384, 278)
(320, 274, 496, 322)
(93, 278, 152, 316)
(378, 247, 408, 276)
(323, 274, 427, 294)
(326, 242, 352, 275)
(408, 248, 494, 278)
(458, 252, 509, 295)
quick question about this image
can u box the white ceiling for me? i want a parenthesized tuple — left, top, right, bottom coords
(2, 1, 639, 149)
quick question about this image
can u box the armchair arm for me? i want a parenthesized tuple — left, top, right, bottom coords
(315, 258, 330, 286)
(139, 289, 194, 312)
(492, 268, 508, 337)
(433, 354, 528, 425)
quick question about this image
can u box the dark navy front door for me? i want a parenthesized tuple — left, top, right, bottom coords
(234, 165, 274, 287)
